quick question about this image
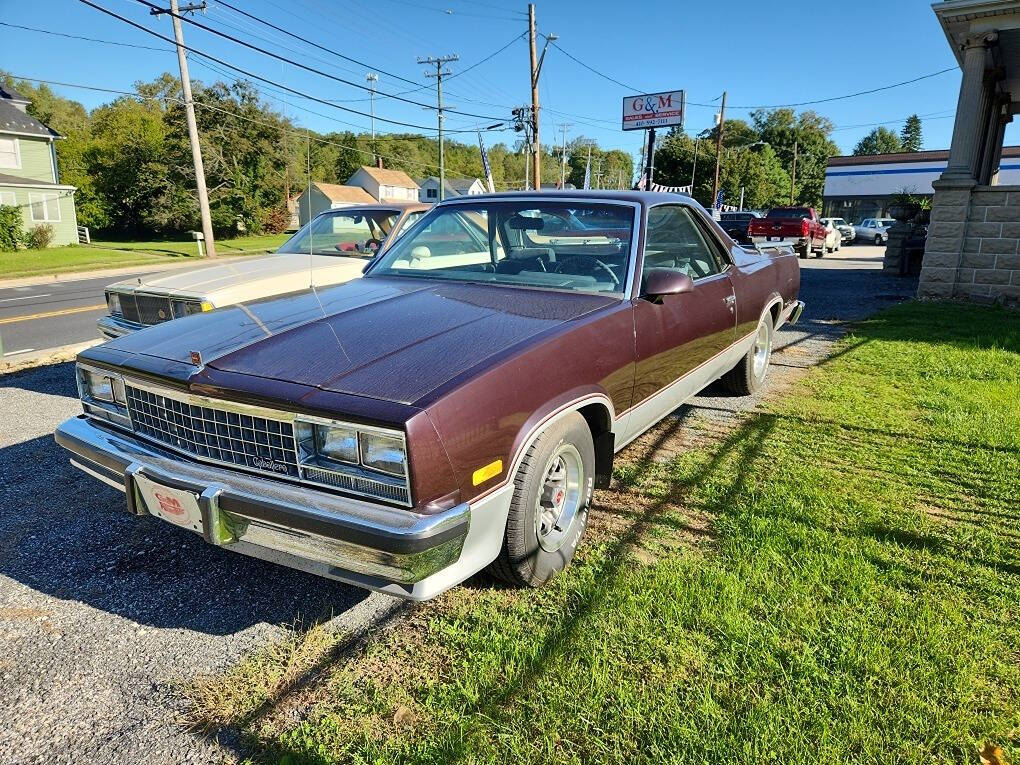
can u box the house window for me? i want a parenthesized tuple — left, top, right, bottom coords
(426, 187, 437, 199)
(0, 190, 15, 207)
(29, 193, 61, 222)
(0, 137, 21, 169)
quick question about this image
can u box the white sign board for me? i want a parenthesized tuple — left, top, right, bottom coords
(622, 91, 684, 131)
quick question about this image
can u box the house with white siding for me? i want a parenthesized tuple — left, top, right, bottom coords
(295, 182, 376, 227)
(347, 166, 419, 202)
(0, 84, 78, 245)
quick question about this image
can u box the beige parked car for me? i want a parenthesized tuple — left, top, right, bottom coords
(98, 203, 428, 339)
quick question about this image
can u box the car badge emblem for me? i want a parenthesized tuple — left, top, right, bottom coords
(190, 350, 202, 365)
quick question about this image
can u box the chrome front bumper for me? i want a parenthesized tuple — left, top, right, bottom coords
(55, 416, 472, 598)
(97, 314, 144, 340)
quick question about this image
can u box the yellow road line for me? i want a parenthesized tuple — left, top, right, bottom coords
(0, 303, 106, 325)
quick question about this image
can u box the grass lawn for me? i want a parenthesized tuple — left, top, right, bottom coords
(0, 233, 289, 279)
(184, 301, 1020, 765)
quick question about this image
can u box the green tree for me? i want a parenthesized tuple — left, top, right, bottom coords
(751, 109, 838, 208)
(853, 127, 903, 156)
(900, 114, 923, 152)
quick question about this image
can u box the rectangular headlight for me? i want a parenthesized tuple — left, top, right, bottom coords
(85, 369, 114, 401)
(171, 299, 205, 318)
(316, 425, 359, 464)
(106, 291, 122, 316)
(359, 432, 407, 477)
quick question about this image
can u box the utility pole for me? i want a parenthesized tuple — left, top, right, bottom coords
(559, 123, 571, 188)
(419, 54, 458, 201)
(151, 0, 215, 256)
(712, 91, 727, 211)
(595, 155, 604, 189)
(366, 72, 378, 163)
(691, 138, 699, 188)
(527, 7, 556, 191)
(787, 137, 795, 204)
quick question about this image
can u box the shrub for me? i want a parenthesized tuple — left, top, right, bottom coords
(262, 203, 292, 234)
(0, 204, 24, 252)
(26, 223, 55, 250)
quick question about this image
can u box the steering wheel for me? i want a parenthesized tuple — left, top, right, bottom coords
(364, 238, 383, 252)
(551, 254, 620, 287)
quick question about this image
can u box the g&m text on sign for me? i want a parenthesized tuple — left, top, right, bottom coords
(622, 90, 685, 131)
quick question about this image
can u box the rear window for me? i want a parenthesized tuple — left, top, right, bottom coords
(766, 208, 811, 219)
(721, 213, 753, 222)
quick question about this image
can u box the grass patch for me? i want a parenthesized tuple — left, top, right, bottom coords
(0, 234, 288, 279)
(188, 301, 1020, 764)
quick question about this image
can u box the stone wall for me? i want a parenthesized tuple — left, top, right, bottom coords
(918, 184, 1020, 304)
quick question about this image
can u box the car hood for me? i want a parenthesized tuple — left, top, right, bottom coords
(106, 254, 368, 299)
(104, 277, 616, 405)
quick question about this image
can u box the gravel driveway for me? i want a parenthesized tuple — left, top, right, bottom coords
(0, 246, 916, 763)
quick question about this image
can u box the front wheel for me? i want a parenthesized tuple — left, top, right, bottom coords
(488, 412, 594, 588)
(721, 312, 774, 395)
(874, 234, 883, 246)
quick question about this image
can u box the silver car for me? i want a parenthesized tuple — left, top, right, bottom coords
(854, 218, 895, 245)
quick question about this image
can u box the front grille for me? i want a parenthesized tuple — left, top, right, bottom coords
(120, 294, 172, 326)
(125, 385, 300, 478)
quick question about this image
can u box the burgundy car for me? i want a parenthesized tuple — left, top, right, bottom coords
(55, 192, 804, 600)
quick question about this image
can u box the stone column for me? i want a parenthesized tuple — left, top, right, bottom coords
(943, 33, 998, 181)
(978, 97, 1006, 185)
(989, 112, 1012, 186)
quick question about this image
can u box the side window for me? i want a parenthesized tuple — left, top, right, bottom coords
(643, 205, 725, 282)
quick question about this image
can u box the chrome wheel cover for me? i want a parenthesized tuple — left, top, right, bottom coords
(535, 444, 583, 552)
(752, 321, 771, 381)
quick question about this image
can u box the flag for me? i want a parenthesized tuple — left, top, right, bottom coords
(635, 172, 647, 191)
(715, 189, 724, 209)
(583, 146, 592, 190)
(478, 131, 495, 193)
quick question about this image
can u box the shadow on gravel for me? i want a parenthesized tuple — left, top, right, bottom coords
(0, 363, 368, 635)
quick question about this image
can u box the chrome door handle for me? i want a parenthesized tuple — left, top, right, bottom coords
(724, 295, 736, 306)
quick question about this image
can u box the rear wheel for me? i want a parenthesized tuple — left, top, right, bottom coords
(488, 412, 594, 588)
(721, 312, 774, 395)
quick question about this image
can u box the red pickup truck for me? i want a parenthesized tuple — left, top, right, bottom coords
(747, 207, 827, 258)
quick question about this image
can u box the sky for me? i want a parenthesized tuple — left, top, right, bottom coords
(1, 0, 1009, 169)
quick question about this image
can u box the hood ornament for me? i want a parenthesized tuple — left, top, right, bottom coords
(190, 351, 202, 366)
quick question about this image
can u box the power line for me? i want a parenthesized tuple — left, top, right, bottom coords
(548, 40, 645, 93)
(213, 0, 422, 88)
(78, 0, 464, 131)
(6, 73, 450, 174)
(131, 0, 507, 121)
(371, 0, 525, 22)
(726, 67, 960, 109)
(0, 20, 172, 51)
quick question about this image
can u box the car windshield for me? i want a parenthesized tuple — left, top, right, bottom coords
(368, 201, 636, 295)
(830, 218, 847, 226)
(277, 209, 400, 257)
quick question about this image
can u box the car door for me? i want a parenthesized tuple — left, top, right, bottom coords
(624, 203, 737, 439)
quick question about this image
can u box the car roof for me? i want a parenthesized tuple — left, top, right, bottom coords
(434, 189, 692, 206)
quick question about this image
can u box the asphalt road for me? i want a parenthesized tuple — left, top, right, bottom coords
(0, 247, 917, 763)
(0, 272, 136, 358)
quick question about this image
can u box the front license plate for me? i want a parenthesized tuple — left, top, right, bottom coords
(135, 473, 203, 533)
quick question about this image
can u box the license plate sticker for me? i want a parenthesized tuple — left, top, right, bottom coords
(135, 473, 203, 533)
